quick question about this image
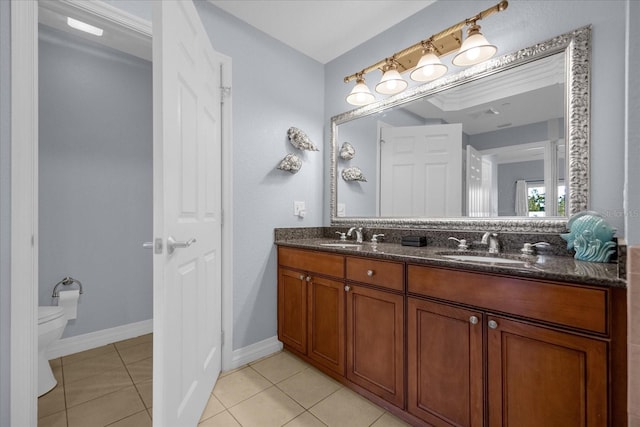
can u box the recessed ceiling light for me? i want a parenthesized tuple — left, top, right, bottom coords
(67, 17, 104, 37)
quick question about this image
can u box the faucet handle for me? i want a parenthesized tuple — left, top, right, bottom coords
(335, 231, 347, 241)
(448, 237, 468, 251)
(371, 234, 385, 243)
(521, 242, 550, 255)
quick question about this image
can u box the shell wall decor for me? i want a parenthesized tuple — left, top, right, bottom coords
(339, 142, 355, 160)
(287, 127, 319, 151)
(277, 153, 302, 174)
(342, 167, 367, 182)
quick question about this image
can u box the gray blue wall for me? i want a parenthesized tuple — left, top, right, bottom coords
(0, 1, 11, 425)
(193, 2, 325, 350)
(38, 26, 153, 337)
(325, 0, 628, 236)
(627, 0, 640, 245)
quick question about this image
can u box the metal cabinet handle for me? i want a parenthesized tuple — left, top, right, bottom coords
(488, 320, 498, 329)
(344, 285, 351, 292)
(306, 276, 311, 282)
(299, 275, 305, 280)
(167, 236, 196, 254)
(367, 270, 374, 277)
(469, 316, 479, 325)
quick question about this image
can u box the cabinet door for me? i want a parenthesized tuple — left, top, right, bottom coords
(307, 275, 345, 375)
(278, 268, 307, 354)
(408, 298, 484, 427)
(346, 284, 404, 408)
(487, 315, 608, 427)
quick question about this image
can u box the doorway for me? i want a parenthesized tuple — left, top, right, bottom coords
(10, 1, 234, 423)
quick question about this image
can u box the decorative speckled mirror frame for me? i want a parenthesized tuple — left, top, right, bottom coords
(330, 26, 591, 233)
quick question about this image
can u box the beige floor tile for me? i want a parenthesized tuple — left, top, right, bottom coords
(106, 409, 152, 427)
(66, 385, 145, 427)
(126, 357, 153, 384)
(228, 386, 305, 427)
(200, 393, 226, 421)
(277, 368, 342, 409)
(135, 379, 153, 408)
(310, 387, 384, 427)
(213, 366, 272, 408)
(284, 411, 327, 427)
(65, 365, 133, 408)
(370, 412, 411, 427)
(118, 340, 153, 365)
(63, 351, 125, 384)
(219, 364, 248, 378)
(248, 350, 284, 366)
(37, 384, 65, 419)
(198, 410, 241, 427)
(251, 351, 309, 384)
(114, 333, 153, 351)
(37, 409, 67, 427)
(62, 344, 117, 366)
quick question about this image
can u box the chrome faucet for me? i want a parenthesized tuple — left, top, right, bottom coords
(481, 232, 500, 254)
(347, 227, 364, 243)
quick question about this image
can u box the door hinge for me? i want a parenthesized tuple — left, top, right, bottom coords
(220, 86, 231, 103)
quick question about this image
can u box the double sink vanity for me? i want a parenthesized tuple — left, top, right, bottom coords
(274, 227, 627, 426)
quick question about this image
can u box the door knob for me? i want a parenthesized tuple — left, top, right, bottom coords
(167, 236, 196, 254)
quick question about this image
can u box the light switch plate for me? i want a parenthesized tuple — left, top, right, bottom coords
(294, 201, 306, 216)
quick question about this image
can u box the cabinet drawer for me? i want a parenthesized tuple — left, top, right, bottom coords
(346, 257, 404, 291)
(278, 247, 344, 278)
(407, 265, 608, 334)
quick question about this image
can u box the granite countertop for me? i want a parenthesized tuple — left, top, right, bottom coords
(275, 237, 625, 289)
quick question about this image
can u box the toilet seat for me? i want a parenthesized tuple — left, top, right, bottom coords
(38, 306, 65, 324)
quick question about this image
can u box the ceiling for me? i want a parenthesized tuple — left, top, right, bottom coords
(208, 0, 436, 64)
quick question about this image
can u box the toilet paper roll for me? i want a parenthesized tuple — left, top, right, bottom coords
(58, 289, 80, 320)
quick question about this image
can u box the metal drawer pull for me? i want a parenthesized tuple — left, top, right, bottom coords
(344, 285, 351, 292)
(488, 320, 498, 329)
(469, 316, 479, 325)
(367, 270, 374, 277)
(299, 275, 305, 280)
(306, 276, 311, 282)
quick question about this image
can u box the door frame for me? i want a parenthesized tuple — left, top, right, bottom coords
(9, 1, 233, 423)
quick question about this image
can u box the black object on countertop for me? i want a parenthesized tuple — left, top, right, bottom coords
(401, 236, 427, 247)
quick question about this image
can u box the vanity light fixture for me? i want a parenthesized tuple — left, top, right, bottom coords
(375, 62, 408, 95)
(452, 22, 497, 66)
(410, 43, 448, 82)
(67, 17, 104, 37)
(344, 1, 508, 106)
(346, 74, 376, 106)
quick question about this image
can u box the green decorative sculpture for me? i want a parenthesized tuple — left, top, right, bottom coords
(561, 211, 616, 262)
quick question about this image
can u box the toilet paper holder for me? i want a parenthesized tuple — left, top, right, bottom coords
(52, 276, 83, 298)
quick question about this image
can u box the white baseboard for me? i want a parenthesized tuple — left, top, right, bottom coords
(227, 336, 283, 371)
(47, 319, 153, 359)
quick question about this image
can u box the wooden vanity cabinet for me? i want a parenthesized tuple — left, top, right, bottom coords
(407, 264, 611, 427)
(278, 247, 345, 375)
(407, 297, 484, 427)
(345, 257, 405, 408)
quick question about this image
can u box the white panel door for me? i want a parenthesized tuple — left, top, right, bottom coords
(380, 124, 462, 216)
(466, 144, 483, 217)
(152, 1, 222, 425)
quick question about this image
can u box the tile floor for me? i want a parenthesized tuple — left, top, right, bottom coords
(38, 335, 409, 427)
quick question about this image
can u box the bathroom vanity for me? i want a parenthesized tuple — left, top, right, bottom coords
(275, 231, 627, 427)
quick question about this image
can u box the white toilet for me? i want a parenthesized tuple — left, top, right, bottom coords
(38, 305, 68, 396)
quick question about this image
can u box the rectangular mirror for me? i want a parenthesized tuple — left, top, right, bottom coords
(330, 26, 590, 233)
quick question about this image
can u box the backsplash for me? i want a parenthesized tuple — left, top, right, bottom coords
(275, 226, 626, 269)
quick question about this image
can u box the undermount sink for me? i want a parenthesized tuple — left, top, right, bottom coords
(440, 254, 526, 265)
(320, 243, 362, 248)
